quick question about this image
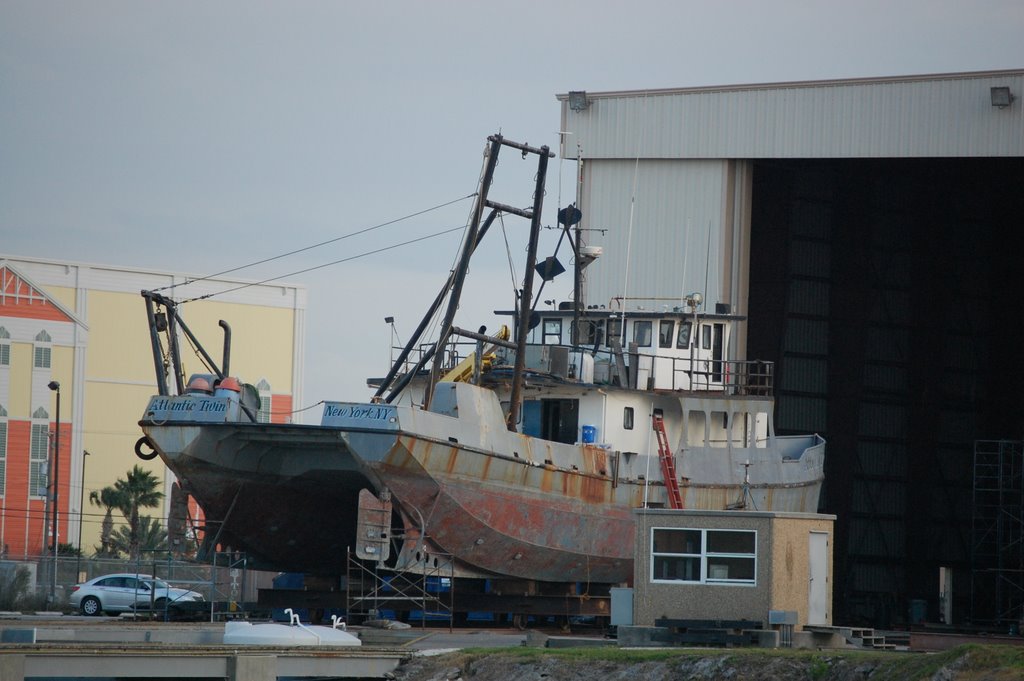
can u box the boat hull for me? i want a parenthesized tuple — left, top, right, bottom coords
(143, 421, 376, 573)
(141, 388, 824, 581)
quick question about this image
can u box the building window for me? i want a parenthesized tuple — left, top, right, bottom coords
(676, 321, 692, 349)
(0, 327, 10, 366)
(651, 527, 756, 585)
(0, 406, 7, 497)
(34, 330, 52, 368)
(658, 320, 674, 348)
(29, 409, 50, 498)
(623, 407, 634, 430)
(542, 318, 562, 345)
(256, 379, 272, 423)
(633, 321, 652, 347)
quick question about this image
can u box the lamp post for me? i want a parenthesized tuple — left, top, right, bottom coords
(48, 380, 60, 603)
(77, 450, 90, 581)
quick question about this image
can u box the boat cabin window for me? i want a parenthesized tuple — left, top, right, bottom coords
(634, 321, 652, 347)
(608, 318, 622, 344)
(542, 318, 562, 345)
(580, 319, 605, 347)
(701, 324, 712, 350)
(676, 321, 692, 349)
(623, 407, 634, 430)
(658, 320, 674, 348)
(711, 323, 724, 382)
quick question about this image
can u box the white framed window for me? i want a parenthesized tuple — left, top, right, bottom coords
(607, 318, 622, 343)
(29, 407, 50, 498)
(34, 330, 52, 368)
(651, 527, 757, 585)
(580, 319, 604, 347)
(256, 379, 271, 423)
(676, 321, 693, 349)
(0, 327, 10, 366)
(658, 320, 674, 348)
(0, 405, 7, 497)
(633, 320, 653, 347)
(542, 318, 562, 345)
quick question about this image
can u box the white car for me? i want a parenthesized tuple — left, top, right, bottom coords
(68, 573, 205, 616)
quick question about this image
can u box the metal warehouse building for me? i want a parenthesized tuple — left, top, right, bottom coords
(557, 69, 1024, 628)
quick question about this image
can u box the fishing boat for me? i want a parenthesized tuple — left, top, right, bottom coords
(137, 134, 824, 587)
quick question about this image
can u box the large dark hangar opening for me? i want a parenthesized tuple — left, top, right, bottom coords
(747, 157, 1024, 627)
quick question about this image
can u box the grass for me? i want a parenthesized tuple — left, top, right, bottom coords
(445, 643, 1024, 680)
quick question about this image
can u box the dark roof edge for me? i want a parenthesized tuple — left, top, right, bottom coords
(557, 68, 1024, 101)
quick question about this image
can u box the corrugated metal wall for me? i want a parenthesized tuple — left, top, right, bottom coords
(561, 71, 1024, 160)
(579, 159, 727, 310)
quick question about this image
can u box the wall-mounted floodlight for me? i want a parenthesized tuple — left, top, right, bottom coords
(991, 86, 1016, 108)
(568, 91, 589, 111)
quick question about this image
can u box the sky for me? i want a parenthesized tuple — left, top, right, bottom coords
(2, 0, 1022, 422)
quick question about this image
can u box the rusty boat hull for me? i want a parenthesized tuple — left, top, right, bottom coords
(141, 381, 824, 581)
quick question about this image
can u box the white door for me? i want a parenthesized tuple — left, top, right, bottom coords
(808, 531, 829, 625)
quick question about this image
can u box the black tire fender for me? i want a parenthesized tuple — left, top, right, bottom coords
(134, 436, 158, 461)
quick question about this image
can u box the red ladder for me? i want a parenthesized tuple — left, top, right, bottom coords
(653, 414, 684, 509)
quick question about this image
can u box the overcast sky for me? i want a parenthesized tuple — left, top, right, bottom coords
(2, 1, 1021, 419)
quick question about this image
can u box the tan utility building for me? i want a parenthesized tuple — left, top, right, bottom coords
(632, 509, 835, 628)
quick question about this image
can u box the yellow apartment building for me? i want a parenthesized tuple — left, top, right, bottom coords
(0, 254, 305, 561)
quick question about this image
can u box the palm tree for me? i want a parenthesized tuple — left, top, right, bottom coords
(89, 486, 126, 558)
(113, 465, 165, 561)
(109, 515, 168, 557)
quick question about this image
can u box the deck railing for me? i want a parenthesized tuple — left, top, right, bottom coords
(389, 338, 775, 396)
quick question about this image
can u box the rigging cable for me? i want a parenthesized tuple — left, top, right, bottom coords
(152, 193, 476, 293)
(619, 91, 649, 334)
(499, 213, 519, 300)
(703, 218, 712, 307)
(678, 217, 692, 306)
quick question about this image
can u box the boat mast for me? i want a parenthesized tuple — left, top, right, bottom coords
(568, 141, 584, 345)
(423, 135, 504, 409)
(506, 141, 551, 431)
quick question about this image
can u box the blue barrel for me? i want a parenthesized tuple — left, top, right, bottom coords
(581, 425, 597, 443)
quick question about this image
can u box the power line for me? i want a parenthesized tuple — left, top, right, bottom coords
(180, 224, 467, 303)
(153, 193, 476, 293)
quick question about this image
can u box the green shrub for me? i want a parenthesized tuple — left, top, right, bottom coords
(0, 565, 31, 611)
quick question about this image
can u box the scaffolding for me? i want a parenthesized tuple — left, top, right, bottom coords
(972, 440, 1024, 627)
(345, 546, 453, 631)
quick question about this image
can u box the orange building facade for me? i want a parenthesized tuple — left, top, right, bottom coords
(0, 265, 80, 558)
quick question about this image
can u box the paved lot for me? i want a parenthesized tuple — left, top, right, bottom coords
(401, 628, 528, 650)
